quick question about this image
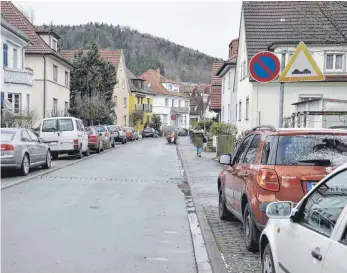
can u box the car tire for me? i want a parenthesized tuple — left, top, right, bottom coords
(43, 150, 51, 169)
(219, 187, 233, 220)
(111, 139, 115, 148)
(84, 147, 90, 156)
(76, 146, 83, 159)
(51, 152, 59, 160)
(243, 203, 260, 252)
(20, 154, 30, 176)
(262, 244, 276, 273)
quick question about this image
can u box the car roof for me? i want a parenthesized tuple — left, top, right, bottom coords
(0, 128, 22, 132)
(251, 127, 347, 135)
(42, 117, 75, 120)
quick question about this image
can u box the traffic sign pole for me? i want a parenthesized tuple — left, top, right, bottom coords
(279, 51, 286, 127)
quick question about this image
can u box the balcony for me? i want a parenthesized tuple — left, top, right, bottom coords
(171, 107, 189, 114)
(4, 67, 34, 86)
(135, 104, 152, 113)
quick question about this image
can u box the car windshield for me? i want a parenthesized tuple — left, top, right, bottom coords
(0, 131, 16, 141)
(42, 119, 57, 132)
(87, 127, 95, 135)
(277, 134, 347, 166)
(95, 126, 106, 132)
(144, 128, 151, 132)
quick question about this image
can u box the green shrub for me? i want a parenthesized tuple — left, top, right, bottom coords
(210, 122, 238, 136)
(197, 119, 214, 132)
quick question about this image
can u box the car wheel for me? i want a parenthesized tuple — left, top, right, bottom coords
(84, 147, 90, 156)
(262, 244, 276, 273)
(20, 154, 30, 176)
(51, 152, 59, 160)
(43, 150, 51, 169)
(219, 187, 232, 220)
(112, 139, 115, 147)
(76, 146, 83, 159)
(243, 203, 259, 252)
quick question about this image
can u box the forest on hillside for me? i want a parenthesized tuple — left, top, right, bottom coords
(46, 23, 221, 83)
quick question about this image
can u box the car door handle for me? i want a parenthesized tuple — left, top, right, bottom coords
(311, 248, 322, 261)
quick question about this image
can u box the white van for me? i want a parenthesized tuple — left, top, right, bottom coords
(39, 117, 89, 159)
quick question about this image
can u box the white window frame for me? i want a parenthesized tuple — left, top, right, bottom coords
(13, 48, 18, 69)
(124, 97, 127, 108)
(65, 71, 69, 87)
(52, 38, 58, 51)
(165, 98, 169, 106)
(122, 79, 125, 89)
(53, 65, 58, 82)
(325, 52, 345, 72)
(8, 93, 21, 114)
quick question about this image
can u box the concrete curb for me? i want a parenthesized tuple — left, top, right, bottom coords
(1, 145, 123, 190)
(177, 144, 228, 273)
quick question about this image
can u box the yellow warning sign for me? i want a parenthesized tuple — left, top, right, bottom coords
(279, 42, 325, 82)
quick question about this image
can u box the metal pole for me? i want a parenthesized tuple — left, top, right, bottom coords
(278, 51, 286, 127)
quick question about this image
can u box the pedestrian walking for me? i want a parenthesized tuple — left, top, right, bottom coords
(193, 128, 205, 157)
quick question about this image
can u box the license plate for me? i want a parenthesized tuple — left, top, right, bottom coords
(307, 181, 318, 191)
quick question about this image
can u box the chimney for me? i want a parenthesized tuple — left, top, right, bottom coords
(157, 68, 161, 81)
(229, 38, 239, 58)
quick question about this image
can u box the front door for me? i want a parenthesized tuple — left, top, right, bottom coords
(27, 130, 46, 162)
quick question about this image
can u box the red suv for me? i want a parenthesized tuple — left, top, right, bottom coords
(218, 125, 347, 252)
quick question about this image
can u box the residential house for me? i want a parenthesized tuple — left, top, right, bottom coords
(127, 69, 155, 131)
(180, 84, 215, 127)
(209, 61, 224, 121)
(138, 69, 190, 129)
(1, 1, 73, 125)
(61, 49, 131, 126)
(234, 1, 347, 131)
(216, 38, 238, 124)
(1, 14, 33, 118)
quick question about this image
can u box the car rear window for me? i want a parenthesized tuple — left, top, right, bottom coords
(87, 127, 96, 135)
(0, 131, 16, 141)
(144, 128, 151, 132)
(42, 119, 57, 132)
(95, 126, 106, 132)
(58, 119, 74, 131)
(277, 134, 347, 166)
(108, 126, 120, 131)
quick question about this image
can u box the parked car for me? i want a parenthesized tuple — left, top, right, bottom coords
(260, 163, 347, 273)
(178, 128, 187, 136)
(40, 117, 89, 159)
(1, 128, 51, 175)
(87, 127, 103, 153)
(124, 127, 135, 141)
(95, 125, 115, 148)
(142, 128, 158, 138)
(108, 125, 127, 144)
(218, 125, 347, 252)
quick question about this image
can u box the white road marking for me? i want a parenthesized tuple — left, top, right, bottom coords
(159, 240, 170, 243)
(164, 231, 177, 234)
(146, 257, 169, 261)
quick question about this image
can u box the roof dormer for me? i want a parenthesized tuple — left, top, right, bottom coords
(37, 30, 61, 52)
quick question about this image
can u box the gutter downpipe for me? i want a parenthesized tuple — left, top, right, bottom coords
(43, 53, 46, 118)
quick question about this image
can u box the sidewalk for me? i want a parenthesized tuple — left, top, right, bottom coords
(178, 137, 260, 273)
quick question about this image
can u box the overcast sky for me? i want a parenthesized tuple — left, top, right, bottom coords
(15, 1, 242, 59)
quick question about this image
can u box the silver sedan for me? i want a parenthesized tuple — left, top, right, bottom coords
(1, 128, 52, 176)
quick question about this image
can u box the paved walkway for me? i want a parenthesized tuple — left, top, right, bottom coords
(178, 137, 260, 273)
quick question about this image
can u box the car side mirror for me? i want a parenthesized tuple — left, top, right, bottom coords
(219, 154, 232, 165)
(38, 137, 44, 143)
(266, 201, 293, 219)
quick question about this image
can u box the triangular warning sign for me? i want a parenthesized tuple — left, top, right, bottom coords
(279, 42, 325, 82)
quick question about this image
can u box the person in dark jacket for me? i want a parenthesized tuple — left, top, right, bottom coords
(193, 129, 204, 157)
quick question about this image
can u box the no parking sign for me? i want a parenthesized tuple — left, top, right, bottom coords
(249, 52, 280, 83)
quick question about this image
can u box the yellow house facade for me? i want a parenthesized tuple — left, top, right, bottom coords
(127, 70, 155, 132)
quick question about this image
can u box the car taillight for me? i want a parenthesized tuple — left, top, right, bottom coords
(256, 169, 280, 192)
(89, 135, 97, 141)
(105, 132, 109, 137)
(1, 144, 14, 151)
(73, 138, 78, 145)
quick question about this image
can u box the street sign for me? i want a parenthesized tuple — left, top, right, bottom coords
(171, 114, 176, 121)
(279, 42, 325, 82)
(249, 52, 280, 83)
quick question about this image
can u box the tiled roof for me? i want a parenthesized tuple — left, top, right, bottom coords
(1, 1, 72, 66)
(216, 55, 237, 77)
(1, 14, 30, 42)
(138, 69, 188, 98)
(210, 61, 223, 110)
(61, 49, 122, 70)
(127, 69, 154, 96)
(243, 1, 347, 63)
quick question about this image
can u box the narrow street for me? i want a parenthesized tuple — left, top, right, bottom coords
(2, 139, 196, 273)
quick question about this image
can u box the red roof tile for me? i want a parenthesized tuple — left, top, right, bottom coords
(138, 69, 188, 98)
(61, 49, 122, 70)
(1, 1, 72, 66)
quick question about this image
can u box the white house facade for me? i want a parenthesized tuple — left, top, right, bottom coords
(233, 1, 347, 132)
(1, 15, 33, 116)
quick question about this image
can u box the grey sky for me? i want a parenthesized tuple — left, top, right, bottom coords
(16, 1, 242, 59)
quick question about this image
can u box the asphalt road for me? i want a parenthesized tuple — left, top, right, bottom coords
(2, 138, 196, 273)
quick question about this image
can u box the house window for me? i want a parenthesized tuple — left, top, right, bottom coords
(163, 114, 168, 124)
(53, 65, 58, 82)
(13, 48, 18, 68)
(228, 71, 231, 89)
(168, 85, 172, 91)
(165, 98, 169, 106)
(123, 115, 127, 126)
(179, 100, 181, 107)
(53, 98, 58, 114)
(325, 53, 344, 71)
(65, 101, 68, 115)
(124, 97, 127, 108)
(65, 71, 69, 87)
(7, 93, 21, 114)
(3, 43, 8, 67)
(238, 101, 242, 121)
(246, 97, 249, 120)
(172, 99, 175, 107)
(185, 101, 188, 108)
(114, 96, 117, 106)
(122, 79, 125, 89)
(147, 98, 150, 104)
(26, 94, 30, 114)
(52, 38, 57, 51)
